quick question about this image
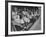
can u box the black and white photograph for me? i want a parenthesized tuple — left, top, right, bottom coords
(5, 1, 45, 36)
(11, 6, 41, 31)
